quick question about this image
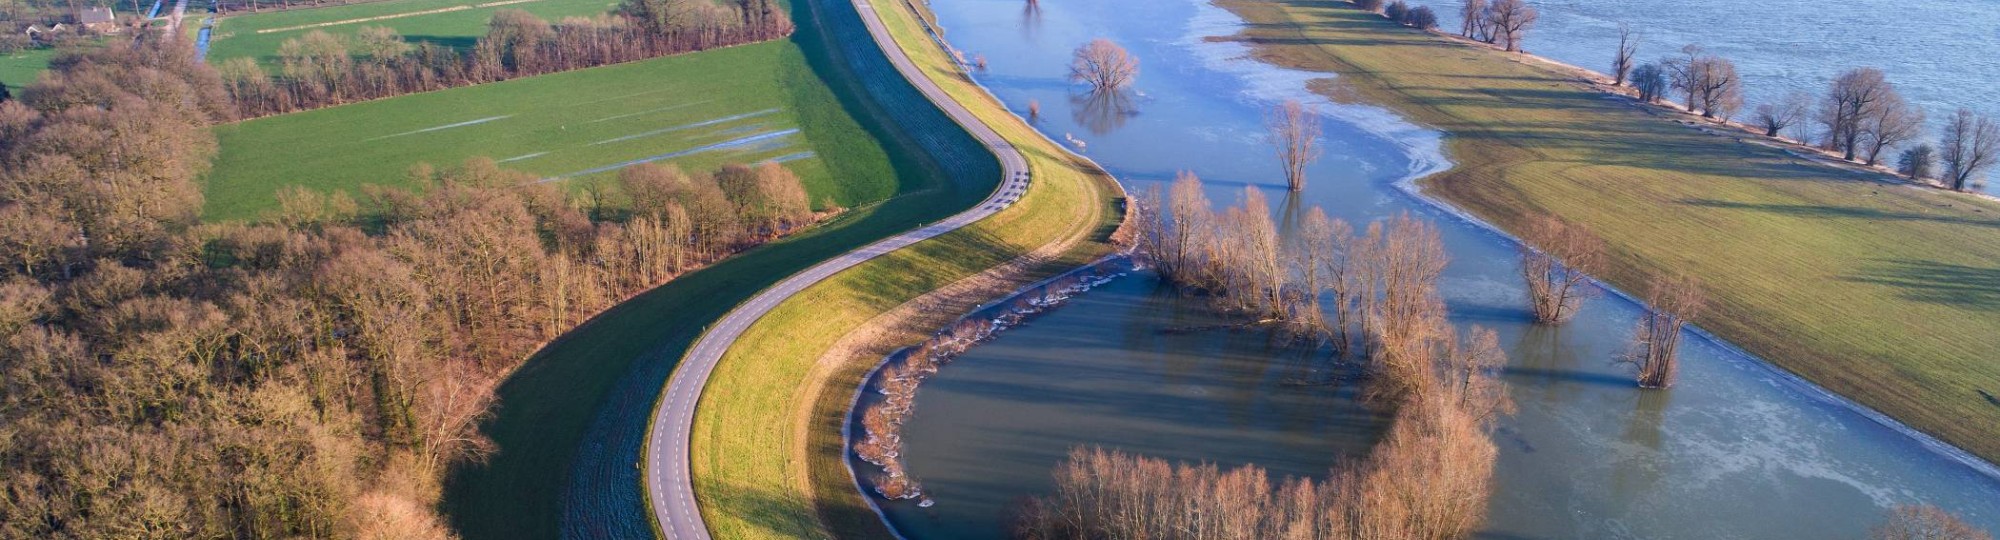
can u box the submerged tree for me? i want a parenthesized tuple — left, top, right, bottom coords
(1068, 38, 1139, 93)
(1519, 215, 1604, 324)
(1267, 99, 1322, 192)
(1625, 275, 1705, 389)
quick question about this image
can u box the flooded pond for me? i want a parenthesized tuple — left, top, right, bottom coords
(850, 0, 2000, 538)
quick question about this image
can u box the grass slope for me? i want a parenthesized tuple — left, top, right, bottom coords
(203, 0, 615, 67)
(686, 0, 1122, 538)
(206, 41, 893, 221)
(1223, 0, 2000, 464)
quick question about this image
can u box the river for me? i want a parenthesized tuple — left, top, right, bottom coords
(847, 0, 2000, 538)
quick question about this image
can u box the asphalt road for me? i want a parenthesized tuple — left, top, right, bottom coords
(643, 0, 1030, 536)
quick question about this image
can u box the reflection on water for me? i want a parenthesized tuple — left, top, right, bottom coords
(1069, 89, 1139, 135)
(859, 0, 2000, 537)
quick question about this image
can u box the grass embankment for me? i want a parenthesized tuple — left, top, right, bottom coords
(438, 19, 946, 537)
(1222, 0, 2000, 463)
(203, 0, 614, 67)
(686, 0, 1122, 538)
(206, 41, 889, 221)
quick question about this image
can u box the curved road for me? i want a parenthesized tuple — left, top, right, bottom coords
(645, 0, 1030, 537)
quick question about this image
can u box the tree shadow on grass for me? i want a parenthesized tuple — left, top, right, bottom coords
(1845, 259, 2000, 312)
(1680, 199, 2000, 229)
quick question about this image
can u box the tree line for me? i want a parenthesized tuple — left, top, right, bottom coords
(220, 0, 792, 118)
(1357, 0, 2000, 192)
(1612, 23, 1998, 190)
(0, 37, 818, 538)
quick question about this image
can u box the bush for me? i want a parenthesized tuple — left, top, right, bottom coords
(1384, 0, 1409, 21)
(1354, 0, 1384, 12)
(1406, 5, 1439, 29)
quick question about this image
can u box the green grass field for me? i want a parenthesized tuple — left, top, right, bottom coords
(203, 0, 616, 67)
(1224, 0, 2000, 465)
(206, 40, 895, 221)
(0, 47, 57, 88)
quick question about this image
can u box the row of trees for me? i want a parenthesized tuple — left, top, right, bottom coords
(1605, 30, 2000, 191)
(221, 0, 792, 118)
(1453, 0, 1536, 53)
(1025, 188, 1513, 538)
(0, 39, 819, 538)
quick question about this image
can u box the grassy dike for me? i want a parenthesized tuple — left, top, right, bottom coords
(1221, 0, 2000, 464)
(685, 0, 1123, 539)
(441, 0, 982, 535)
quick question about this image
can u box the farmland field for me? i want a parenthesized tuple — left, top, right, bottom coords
(202, 0, 617, 67)
(0, 47, 60, 88)
(205, 40, 896, 221)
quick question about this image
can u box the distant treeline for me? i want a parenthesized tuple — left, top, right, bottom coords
(1363, 0, 2000, 193)
(0, 34, 819, 538)
(221, 0, 793, 118)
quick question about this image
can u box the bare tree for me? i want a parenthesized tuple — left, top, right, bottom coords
(1663, 44, 1704, 113)
(1520, 215, 1604, 324)
(1354, 0, 1384, 12)
(1871, 504, 1993, 540)
(1860, 93, 1923, 166)
(1611, 23, 1639, 87)
(1692, 55, 1743, 120)
(1068, 38, 1139, 93)
(1625, 275, 1704, 389)
(1485, 0, 1537, 52)
(1939, 108, 2000, 192)
(1458, 0, 1487, 39)
(1267, 99, 1321, 192)
(1752, 91, 1813, 138)
(1819, 67, 1894, 162)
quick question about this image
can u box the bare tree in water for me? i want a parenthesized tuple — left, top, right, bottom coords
(1871, 504, 1993, 540)
(1068, 38, 1138, 93)
(1267, 99, 1322, 191)
(1519, 215, 1604, 324)
(1625, 276, 1704, 389)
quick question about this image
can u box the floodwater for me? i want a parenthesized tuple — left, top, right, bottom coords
(1428, 0, 2000, 196)
(849, 0, 2000, 538)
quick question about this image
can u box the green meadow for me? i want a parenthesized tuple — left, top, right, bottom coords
(0, 47, 59, 88)
(205, 40, 897, 221)
(202, 0, 617, 67)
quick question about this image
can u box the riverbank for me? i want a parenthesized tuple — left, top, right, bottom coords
(684, 0, 1126, 537)
(1217, 0, 2000, 466)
